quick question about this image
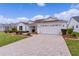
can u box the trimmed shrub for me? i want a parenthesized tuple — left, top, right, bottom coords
(67, 29, 73, 35)
(27, 32, 31, 36)
(4, 30, 8, 33)
(4, 30, 11, 33)
(61, 29, 67, 35)
(16, 31, 19, 35)
(9, 30, 13, 33)
(71, 33, 77, 38)
(11, 28, 17, 32)
(72, 32, 79, 37)
(26, 31, 29, 33)
(15, 31, 29, 35)
(4, 27, 17, 33)
(16, 31, 22, 35)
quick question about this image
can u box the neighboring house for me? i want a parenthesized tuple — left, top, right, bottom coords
(68, 16, 79, 32)
(0, 23, 16, 31)
(0, 24, 11, 31)
(0, 24, 6, 31)
(16, 17, 67, 34)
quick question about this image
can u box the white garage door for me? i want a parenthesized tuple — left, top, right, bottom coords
(37, 26, 61, 34)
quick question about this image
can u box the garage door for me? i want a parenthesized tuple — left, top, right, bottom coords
(37, 26, 61, 34)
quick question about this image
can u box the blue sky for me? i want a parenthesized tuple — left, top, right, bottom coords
(0, 3, 79, 23)
(0, 3, 71, 18)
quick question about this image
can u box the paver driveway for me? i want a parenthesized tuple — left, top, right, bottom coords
(0, 34, 71, 56)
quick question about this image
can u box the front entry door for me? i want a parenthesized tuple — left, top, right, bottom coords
(31, 26, 36, 32)
(19, 26, 23, 31)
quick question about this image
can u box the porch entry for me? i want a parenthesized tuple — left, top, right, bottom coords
(19, 26, 23, 31)
(31, 26, 36, 32)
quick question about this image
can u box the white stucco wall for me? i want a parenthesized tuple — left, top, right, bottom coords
(37, 22, 67, 34)
(17, 23, 30, 31)
(68, 18, 79, 32)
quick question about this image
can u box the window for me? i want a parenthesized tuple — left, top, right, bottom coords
(63, 25, 64, 27)
(19, 26, 23, 31)
(72, 26, 74, 29)
(76, 25, 78, 28)
(32, 26, 35, 28)
(56, 25, 58, 26)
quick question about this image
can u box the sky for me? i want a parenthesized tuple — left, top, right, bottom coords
(0, 3, 79, 23)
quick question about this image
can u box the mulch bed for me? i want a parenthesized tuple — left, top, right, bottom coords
(63, 35, 78, 40)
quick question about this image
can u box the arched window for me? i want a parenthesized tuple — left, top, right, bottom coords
(76, 25, 78, 28)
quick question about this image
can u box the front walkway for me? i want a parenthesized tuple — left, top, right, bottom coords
(0, 34, 71, 56)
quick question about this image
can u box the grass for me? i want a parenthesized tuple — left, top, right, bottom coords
(72, 32, 79, 36)
(66, 40, 79, 56)
(0, 32, 25, 47)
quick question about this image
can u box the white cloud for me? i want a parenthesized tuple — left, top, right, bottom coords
(71, 4, 79, 9)
(0, 15, 12, 24)
(0, 16, 29, 24)
(54, 4, 79, 21)
(16, 17, 29, 22)
(44, 15, 50, 18)
(31, 15, 44, 21)
(54, 9, 79, 20)
(0, 15, 51, 23)
(31, 15, 51, 21)
(36, 3, 45, 7)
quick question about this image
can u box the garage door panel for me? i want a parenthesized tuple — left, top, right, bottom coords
(38, 26, 61, 34)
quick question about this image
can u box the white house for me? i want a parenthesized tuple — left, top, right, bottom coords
(68, 16, 79, 32)
(0, 24, 6, 31)
(0, 23, 17, 31)
(16, 17, 67, 34)
(17, 22, 30, 31)
(0, 24, 12, 31)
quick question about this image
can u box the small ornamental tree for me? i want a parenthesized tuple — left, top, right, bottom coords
(11, 27, 17, 32)
(67, 29, 73, 35)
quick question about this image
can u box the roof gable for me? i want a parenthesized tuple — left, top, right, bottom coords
(34, 17, 67, 23)
(72, 16, 79, 22)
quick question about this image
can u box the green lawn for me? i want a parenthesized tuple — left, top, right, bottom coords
(66, 40, 79, 56)
(0, 32, 25, 47)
